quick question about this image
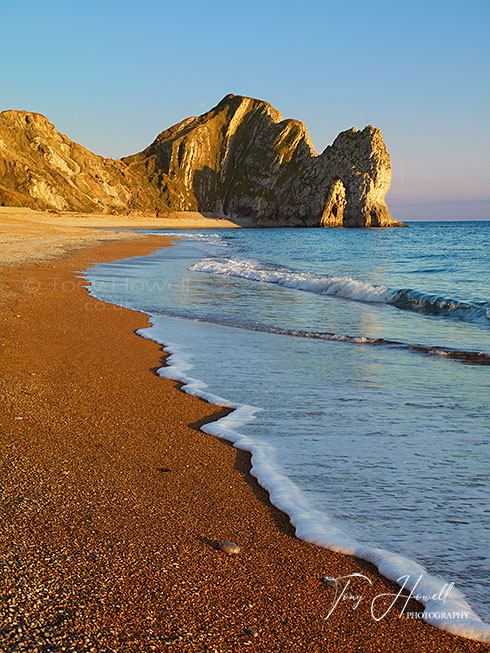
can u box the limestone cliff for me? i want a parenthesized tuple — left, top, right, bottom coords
(0, 111, 162, 212)
(0, 95, 403, 227)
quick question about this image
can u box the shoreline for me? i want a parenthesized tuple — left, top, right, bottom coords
(100, 236, 490, 644)
(0, 227, 487, 650)
(133, 323, 490, 643)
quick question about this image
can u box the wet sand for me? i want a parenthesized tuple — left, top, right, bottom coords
(0, 226, 487, 651)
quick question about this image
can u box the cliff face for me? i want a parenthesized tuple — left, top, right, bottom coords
(0, 111, 162, 212)
(0, 95, 402, 227)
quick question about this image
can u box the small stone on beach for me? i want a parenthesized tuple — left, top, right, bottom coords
(219, 541, 241, 555)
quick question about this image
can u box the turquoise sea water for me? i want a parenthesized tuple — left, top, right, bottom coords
(86, 221, 490, 641)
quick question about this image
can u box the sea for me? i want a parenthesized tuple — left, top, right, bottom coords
(84, 221, 490, 642)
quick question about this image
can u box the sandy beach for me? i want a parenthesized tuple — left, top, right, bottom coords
(0, 207, 254, 267)
(0, 211, 487, 651)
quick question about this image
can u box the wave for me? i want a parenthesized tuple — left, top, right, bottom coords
(190, 256, 392, 302)
(151, 308, 490, 366)
(135, 321, 490, 644)
(389, 288, 490, 322)
(190, 257, 490, 325)
(83, 242, 490, 642)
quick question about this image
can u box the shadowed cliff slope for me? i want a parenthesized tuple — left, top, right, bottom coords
(0, 95, 403, 227)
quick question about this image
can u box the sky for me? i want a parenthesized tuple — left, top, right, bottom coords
(1, 0, 489, 220)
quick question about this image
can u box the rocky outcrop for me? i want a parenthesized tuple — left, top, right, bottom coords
(320, 179, 347, 227)
(0, 96, 403, 227)
(0, 111, 163, 213)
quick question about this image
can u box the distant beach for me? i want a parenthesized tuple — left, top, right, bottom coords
(0, 209, 488, 651)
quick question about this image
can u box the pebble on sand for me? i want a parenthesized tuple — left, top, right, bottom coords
(219, 542, 241, 555)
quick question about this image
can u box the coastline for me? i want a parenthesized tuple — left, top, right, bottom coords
(0, 206, 255, 263)
(0, 223, 487, 650)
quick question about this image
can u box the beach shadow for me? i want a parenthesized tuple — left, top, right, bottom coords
(148, 353, 167, 377)
(187, 411, 296, 540)
(187, 407, 233, 433)
(197, 536, 220, 550)
(232, 449, 296, 538)
(145, 338, 297, 540)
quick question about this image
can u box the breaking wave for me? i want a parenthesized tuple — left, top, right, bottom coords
(190, 257, 490, 325)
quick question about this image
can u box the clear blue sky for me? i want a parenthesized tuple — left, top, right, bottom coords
(1, 0, 489, 219)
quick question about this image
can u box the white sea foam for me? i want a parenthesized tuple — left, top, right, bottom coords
(145, 230, 231, 252)
(191, 256, 490, 325)
(190, 257, 392, 303)
(136, 319, 490, 643)
(83, 229, 490, 642)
